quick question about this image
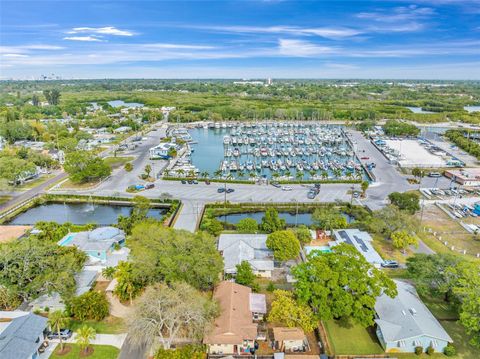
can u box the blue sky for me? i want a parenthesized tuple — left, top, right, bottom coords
(1, 0, 479, 79)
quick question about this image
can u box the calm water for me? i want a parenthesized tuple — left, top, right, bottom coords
(10, 203, 167, 225)
(464, 106, 480, 113)
(189, 127, 367, 180)
(406, 106, 435, 114)
(215, 211, 353, 226)
(107, 100, 144, 108)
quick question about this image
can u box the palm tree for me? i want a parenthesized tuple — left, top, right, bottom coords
(249, 172, 256, 180)
(296, 171, 304, 180)
(272, 172, 280, 180)
(48, 310, 70, 352)
(201, 171, 209, 178)
(144, 164, 152, 177)
(188, 169, 196, 178)
(76, 325, 96, 355)
(114, 261, 140, 305)
(285, 170, 291, 178)
(176, 169, 185, 178)
(237, 171, 245, 178)
(309, 170, 316, 178)
(163, 169, 170, 177)
(321, 170, 328, 180)
(214, 170, 223, 178)
(101, 266, 116, 280)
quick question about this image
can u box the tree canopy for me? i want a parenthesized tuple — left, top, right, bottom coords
(64, 151, 111, 183)
(311, 206, 348, 231)
(266, 230, 300, 261)
(261, 208, 286, 233)
(128, 222, 224, 291)
(388, 191, 420, 214)
(293, 243, 397, 327)
(236, 218, 259, 233)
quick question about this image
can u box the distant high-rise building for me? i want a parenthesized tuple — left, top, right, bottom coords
(267, 78, 272, 85)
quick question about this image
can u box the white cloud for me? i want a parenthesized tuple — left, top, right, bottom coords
(278, 39, 337, 57)
(187, 25, 362, 39)
(2, 53, 29, 58)
(357, 5, 435, 23)
(67, 26, 134, 36)
(141, 43, 216, 50)
(63, 36, 105, 42)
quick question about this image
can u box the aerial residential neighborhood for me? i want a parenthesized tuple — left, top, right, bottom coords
(1, 1, 480, 359)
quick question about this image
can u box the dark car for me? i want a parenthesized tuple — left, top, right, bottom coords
(192, 180, 198, 184)
(217, 187, 225, 193)
(381, 260, 399, 268)
(145, 183, 155, 189)
(47, 329, 73, 340)
(187, 180, 193, 184)
(181, 180, 187, 184)
(226, 188, 235, 193)
(271, 181, 281, 188)
(205, 180, 211, 185)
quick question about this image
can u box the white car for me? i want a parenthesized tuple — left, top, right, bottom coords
(281, 186, 293, 191)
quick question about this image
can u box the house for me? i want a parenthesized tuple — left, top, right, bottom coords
(0, 311, 48, 359)
(47, 149, 65, 164)
(445, 168, 480, 186)
(58, 226, 126, 264)
(113, 126, 132, 134)
(204, 281, 262, 355)
(331, 229, 384, 268)
(375, 280, 452, 353)
(218, 234, 274, 278)
(0, 225, 31, 243)
(273, 327, 308, 352)
(149, 142, 178, 160)
(250, 293, 267, 321)
(30, 268, 99, 311)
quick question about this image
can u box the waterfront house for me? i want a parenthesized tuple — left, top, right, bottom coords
(272, 327, 308, 352)
(113, 126, 132, 134)
(331, 229, 384, 268)
(0, 311, 48, 359)
(204, 281, 260, 355)
(149, 142, 178, 160)
(58, 226, 126, 264)
(218, 233, 274, 278)
(375, 280, 452, 353)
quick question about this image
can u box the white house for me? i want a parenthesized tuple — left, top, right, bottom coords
(149, 142, 178, 160)
(218, 234, 274, 278)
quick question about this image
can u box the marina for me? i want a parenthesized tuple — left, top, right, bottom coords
(167, 123, 367, 181)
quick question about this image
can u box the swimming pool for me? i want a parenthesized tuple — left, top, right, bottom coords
(304, 245, 332, 255)
(58, 233, 76, 246)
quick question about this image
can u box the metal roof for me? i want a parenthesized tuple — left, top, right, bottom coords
(332, 229, 384, 265)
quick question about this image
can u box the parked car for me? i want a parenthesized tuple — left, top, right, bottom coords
(217, 187, 225, 193)
(281, 186, 293, 191)
(47, 329, 73, 340)
(192, 180, 198, 184)
(360, 156, 370, 160)
(381, 260, 399, 268)
(428, 172, 442, 177)
(226, 188, 235, 193)
(205, 180, 211, 185)
(145, 183, 155, 189)
(181, 180, 187, 184)
(271, 181, 281, 188)
(187, 180, 193, 184)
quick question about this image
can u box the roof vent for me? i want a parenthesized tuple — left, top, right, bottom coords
(409, 308, 417, 315)
(401, 310, 406, 316)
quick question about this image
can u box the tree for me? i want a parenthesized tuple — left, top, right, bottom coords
(293, 225, 312, 244)
(311, 206, 347, 231)
(268, 290, 316, 333)
(31, 94, 40, 106)
(69, 291, 110, 321)
(43, 89, 61, 105)
(124, 162, 133, 172)
(235, 261, 255, 287)
(412, 167, 425, 184)
(391, 230, 418, 254)
(388, 192, 420, 214)
(367, 205, 419, 238)
(64, 151, 111, 183)
(0, 237, 86, 302)
(0, 286, 21, 310)
(114, 261, 143, 305)
(76, 325, 96, 355)
(406, 253, 462, 302)
(48, 310, 70, 352)
(236, 218, 258, 233)
(102, 266, 116, 280)
(261, 208, 286, 233)
(453, 262, 480, 348)
(155, 345, 204, 359)
(127, 282, 217, 350)
(293, 243, 397, 327)
(266, 230, 300, 261)
(129, 222, 223, 291)
(361, 181, 369, 196)
(144, 164, 152, 177)
(0, 157, 37, 184)
(117, 195, 152, 234)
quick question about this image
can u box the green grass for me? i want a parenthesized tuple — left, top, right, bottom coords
(52, 344, 119, 359)
(103, 156, 134, 169)
(440, 320, 479, 359)
(69, 316, 125, 334)
(16, 174, 55, 190)
(421, 295, 459, 320)
(324, 319, 384, 355)
(0, 195, 11, 205)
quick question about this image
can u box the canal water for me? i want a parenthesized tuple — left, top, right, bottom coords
(9, 203, 167, 225)
(215, 211, 353, 226)
(189, 127, 366, 180)
(107, 100, 144, 108)
(464, 106, 480, 113)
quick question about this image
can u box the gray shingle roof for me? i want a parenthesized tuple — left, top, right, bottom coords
(0, 313, 47, 359)
(218, 234, 274, 273)
(375, 280, 452, 343)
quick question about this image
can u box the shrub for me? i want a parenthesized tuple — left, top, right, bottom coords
(44, 306, 50, 312)
(124, 162, 133, 172)
(69, 291, 109, 321)
(266, 282, 276, 292)
(444, 344, 456, 357)
(414, 346, 423, 355)
(426, 346, 435, 355)
(236, 218, 258, 233)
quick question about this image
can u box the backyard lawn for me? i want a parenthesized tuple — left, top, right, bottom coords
(52, 344, 119, 359)
(324, 319, 384, 355)
(69, 316, 125, 334)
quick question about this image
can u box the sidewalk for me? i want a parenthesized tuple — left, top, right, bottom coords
(50, 333, 128, 349)
(173, 200, 204, 232)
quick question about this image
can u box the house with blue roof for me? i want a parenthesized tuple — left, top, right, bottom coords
(0, 311, 48, 359)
